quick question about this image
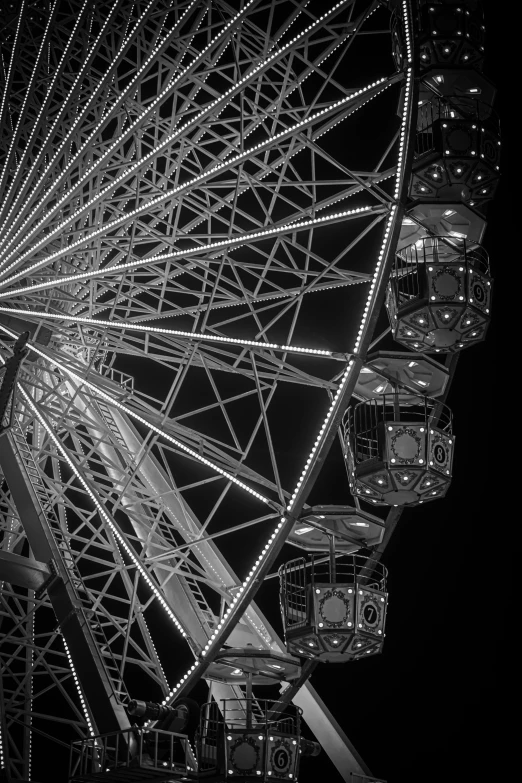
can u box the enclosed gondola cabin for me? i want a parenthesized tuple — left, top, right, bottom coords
(386, 235, 492, 352)
(409, 95, 500, 213)
(343, 392, 454, 506)
(279, 554, 388, 663)
(197, 699, 318, 781)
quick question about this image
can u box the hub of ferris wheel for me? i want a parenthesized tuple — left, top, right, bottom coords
(0, 0, 498, 781)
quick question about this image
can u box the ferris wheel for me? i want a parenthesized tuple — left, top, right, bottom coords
(0, 0, 498, 781)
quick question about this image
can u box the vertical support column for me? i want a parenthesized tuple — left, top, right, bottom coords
(22, 595, 34, 780)
(0, 656, 9, 777)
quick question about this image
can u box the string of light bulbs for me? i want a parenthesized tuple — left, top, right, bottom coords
(0, 305, 342, 360)
(0, 204, 381, 294)
(0, 0, 244, 265)
(0, 0, 360, 274)
(0, 0, 187, 242)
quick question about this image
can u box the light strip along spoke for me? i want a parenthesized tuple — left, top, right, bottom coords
(0, 0, 361, 267)
(8, 196, 376, 296)
(0, 1, 25, 132)
(38, 96, 392, 323)
(62, 638, 95, 739)
(0, 0, 91, 222)
(0, 0, 263, 265)
(1, 323, 276, 508)
(72, 176, 385, 312)
(0, 0, 249, 255)
(0, 0, 169, 235)
(15, 382, 191, 645)
(0, 0, 60, 196)
(68, 278, 363, 327)
(0, 204, 382, 294)
(301, 1, 381, 118)
(25, 159, 388, 320)
(0, 306, 347, 360)
(0, 74, 393, 280)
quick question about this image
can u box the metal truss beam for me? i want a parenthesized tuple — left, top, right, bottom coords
(0, 550, 50, 591)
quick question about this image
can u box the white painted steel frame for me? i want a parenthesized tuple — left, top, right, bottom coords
(0, 0, 416, 779)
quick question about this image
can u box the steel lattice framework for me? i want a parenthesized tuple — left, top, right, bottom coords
(0, 0, 417, 780)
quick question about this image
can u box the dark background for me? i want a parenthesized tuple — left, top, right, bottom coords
(295, 5, 511, 781)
